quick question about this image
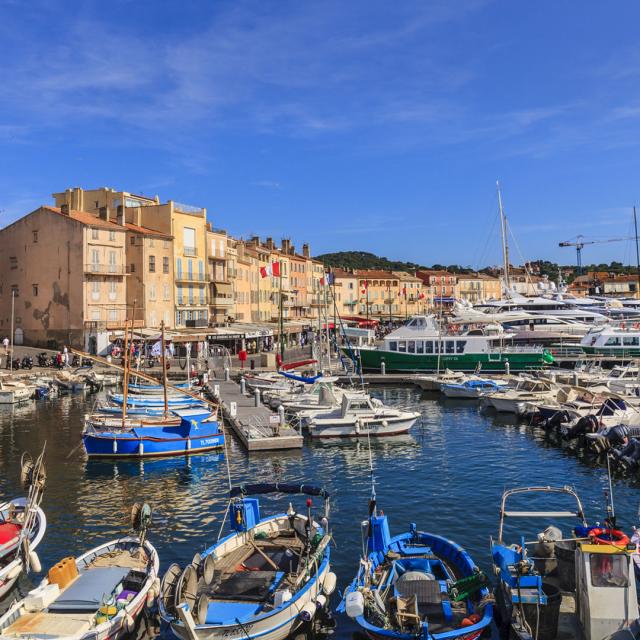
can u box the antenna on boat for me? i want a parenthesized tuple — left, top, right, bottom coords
(605, 453, 617, 528)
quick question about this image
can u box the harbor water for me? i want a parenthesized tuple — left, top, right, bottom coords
(1, 385, 639, 637)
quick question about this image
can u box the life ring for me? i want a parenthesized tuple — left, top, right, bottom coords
(588, 527, 630, 547)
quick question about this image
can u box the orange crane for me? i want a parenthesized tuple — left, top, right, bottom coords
(558, 235, 636, 274)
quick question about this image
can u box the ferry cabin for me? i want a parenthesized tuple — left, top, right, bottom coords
(581, 323, 640, 356)
(354, 316, 550, 373)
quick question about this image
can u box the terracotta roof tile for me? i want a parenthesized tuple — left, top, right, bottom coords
(125, 222, 173, 239)
(44, 206, 124, 230)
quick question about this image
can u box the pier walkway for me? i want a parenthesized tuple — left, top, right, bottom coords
(206, 379, 303, 452)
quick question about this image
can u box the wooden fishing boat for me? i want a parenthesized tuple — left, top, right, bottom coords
(341, 494, 493, 639)
(0, 450, 47, 601)
(0, 503, 160, 640)
(159, 483, 336, 640)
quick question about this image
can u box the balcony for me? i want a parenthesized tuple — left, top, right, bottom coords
(183, 246, 197, 257)
(210, 297, 234, 307)
(176, 299, 208, 307)
(84, 263, 127, 275)
(175, 273, 207, 282)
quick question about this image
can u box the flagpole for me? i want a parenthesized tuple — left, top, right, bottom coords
(366, 281, 369, 323)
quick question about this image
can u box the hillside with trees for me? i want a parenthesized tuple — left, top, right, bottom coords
(315, 251, 474, 273)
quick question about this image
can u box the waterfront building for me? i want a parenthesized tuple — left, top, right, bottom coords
(206, 226, 233, 324)
(455, 273, 501, 303)
(0, 205, 127, 351)
(416, 269, 457, 309)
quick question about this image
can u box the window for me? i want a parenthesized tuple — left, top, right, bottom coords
(389, 341, 398, 351)
(163, 240, 169, 249)
(176, 258, 182, 278)
(177, 286, 183, 304)
(108, 281, 117, 301)
(605, 337, 621, 346)
(408, 340, 416, 354)
(149, 238, 155, 248)
(149, 255, 156, 272)
(590, 553, 628, 587)
(91, 280, 100, 301)
(163, 257, 169, 274)
(109, 230, 116, 241)
(163, 284, 171, 300)
(397, 341, 407, 353)
(417, 341, 424, 354)
(9, 257, 17, 270)
(187, 259, 193, 279)
(456, 340, 467, 354)
(149, 284, 157, 301)
(32, 284, 38, 297)
(91, 249, 99, 268)
(623, 336, 639, 346)
(108, 251, 116, 273)
(184, 227, 196, 255)
(199, 287, 205, 304)
(176, 310, 183, 326)
(130, 263, 135, 273)
(131, 236, 136, 245)
(33, 231, 38, 243)
(92, 228, 99, 240)
(109, 309, 117, 321)
(150, 310, 157, 327)
(91, 310, 100, 321)
(425, 341, 433, 354)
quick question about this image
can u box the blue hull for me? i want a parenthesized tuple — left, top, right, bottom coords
(109, 393, 204, 408)
(83, 421, 224, 458)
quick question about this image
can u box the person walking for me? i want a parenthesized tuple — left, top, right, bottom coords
(2, 336, 8, 356)
(63, 345, 69, 367)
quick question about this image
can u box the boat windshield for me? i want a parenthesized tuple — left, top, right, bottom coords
(590, 553, 629, 588)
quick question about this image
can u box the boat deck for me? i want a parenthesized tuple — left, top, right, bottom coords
(207, 380, 303, 451)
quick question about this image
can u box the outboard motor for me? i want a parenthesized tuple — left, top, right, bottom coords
(543, 410, 571, 432)
(615, 438, 640, 472)
(593, 425, 630, 454)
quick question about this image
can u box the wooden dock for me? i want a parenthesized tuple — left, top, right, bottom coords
(206, 380, 303, 451)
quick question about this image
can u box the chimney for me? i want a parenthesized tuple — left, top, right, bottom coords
(117, 205, 124, 226)
(281, 238, 291, 254)
(265, 237, 275, 250)
(250, 235, 260, 245)
(99, 206, 109, 221)
(289, 244, 295, 255)
(302, 243, 310, 258)
(60, 204, 70, 216)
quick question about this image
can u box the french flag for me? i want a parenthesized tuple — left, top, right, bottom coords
(260, 261, 281, 278)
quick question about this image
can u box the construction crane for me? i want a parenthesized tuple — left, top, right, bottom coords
(558, 235, 636, 274)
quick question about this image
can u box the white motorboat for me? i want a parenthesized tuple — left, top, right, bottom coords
(0, 504, 159, 640)
(441, 378, 509, 399)
(485, 378, 555, 415)
(0, 380, 34, 404)
(306, 394, 420, 438)
(413, 369, 467, 391)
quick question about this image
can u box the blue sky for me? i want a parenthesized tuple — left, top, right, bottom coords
(2, 1, 640, 268)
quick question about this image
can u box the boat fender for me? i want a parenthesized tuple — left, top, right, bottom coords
(146, 587, 157, 609)
(322, 572, 337, 595)
(461, 613, 481, 627)
(299, 600, 317, 622)
(381, 420, 388, 428)
(138, 440, 144, 456)
(315, 594, 327, 609)
(5, 563, 23, 582)
(186, 438, 191, 451)
(355, 420, 361, 434)
(113, 439, 118, 454)
(345, 591, 364, 618)
(28, 550, 41, 573)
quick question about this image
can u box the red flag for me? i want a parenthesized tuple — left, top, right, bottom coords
(260, 261, 281, 278)
(320, 277, 325, 286)
(419, 293, 425, 300)
(403, 287, 407, 297)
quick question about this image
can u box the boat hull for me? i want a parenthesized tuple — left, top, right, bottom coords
(354, 349, 547, 373)
(309, 416, 417, 438)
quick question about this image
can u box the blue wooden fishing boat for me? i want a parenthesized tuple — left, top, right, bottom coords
(128, 381, 192, 394)
(109, 392, 204, 408)
(159, 483, 337, 640)
(340, 495, 493, 640)
(83, 409, 224, 458)
(97, 403, 206, 416)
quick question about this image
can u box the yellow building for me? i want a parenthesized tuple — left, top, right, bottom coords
(0, 205, 127, 352)
(206, 226, 234, 324)
(455, 273, 502, 303)
(54, 187, 209, 328)
(125, 222, 174, 329)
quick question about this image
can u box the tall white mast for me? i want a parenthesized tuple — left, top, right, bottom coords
(497, 181, 511, 295)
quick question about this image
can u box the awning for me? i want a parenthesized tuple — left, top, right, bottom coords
(213, 282, 233, 294)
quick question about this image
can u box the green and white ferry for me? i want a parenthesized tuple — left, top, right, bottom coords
(351, 315, 553, 373)
(581, 322, 640, 356)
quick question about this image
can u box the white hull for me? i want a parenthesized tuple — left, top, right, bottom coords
(488, 397, 528, 415)
(309, 416, 417, 438)
(0, 388, 32, 404)
(170, 563, 331, 640)
(441, 387, 484, 399)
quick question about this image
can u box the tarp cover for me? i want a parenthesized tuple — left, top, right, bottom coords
(230, 483, 329, 498)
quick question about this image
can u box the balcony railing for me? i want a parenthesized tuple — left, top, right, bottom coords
(84, 263, 127, 275)
(210, 297, 234, 306)
(176, 300, 208, 307)
(175, 273, 207, 282)
(183, 246, 197, 257)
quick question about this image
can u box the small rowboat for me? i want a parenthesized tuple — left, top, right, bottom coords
(0, 504, 160, 640)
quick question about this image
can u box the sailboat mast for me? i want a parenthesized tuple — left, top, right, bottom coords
(161, 320, 169, 418)
(497, 181, 511, 294)
(634, 206, 640, 300)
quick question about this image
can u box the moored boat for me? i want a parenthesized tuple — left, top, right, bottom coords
(352, 315, 553, 373)
(340, 492, 493, 639)
(83, 408, 224, 458)
(441, 378, 508, 399)
(0, 503, 159, 640)
(159, 483, 336, 640)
